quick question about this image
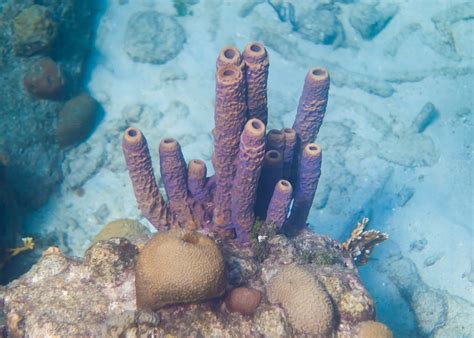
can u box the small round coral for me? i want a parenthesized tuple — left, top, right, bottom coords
(354, 320, 393, 338)
(225, 287, 262, 316)
(135, 229, 226, 310)
(266, 264, 334, 336)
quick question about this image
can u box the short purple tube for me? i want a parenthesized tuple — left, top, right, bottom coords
(255, 150, 283, 219)
(212, 64, 247, 228)
(282, 128, 297, 181)
(216, 45, 244, 70)
(288, 143, 322, 234)
(122, 127, 168, 230)
(292, 67, 329, 149)
(266, 179, 293, 230)
(187, 159, 209, 203)
(243, 42, 269, 125)
(231, 118, 266, 243)
(159, 138, 195, 229)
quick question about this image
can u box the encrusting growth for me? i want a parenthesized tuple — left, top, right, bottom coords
(122, 42, 331, 244)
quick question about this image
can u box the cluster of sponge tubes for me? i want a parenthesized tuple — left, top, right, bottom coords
(122, 42, 330, 245)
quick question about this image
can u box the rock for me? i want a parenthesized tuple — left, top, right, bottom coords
(13, 5, 58, 56)
(349, 3, 398, 40)
(298, 9, 345, 46)
(93, 204, 110, 224)
(411, 102, 439, 133)
(23, 57, 65, 100)
(123, 11, 186, 64)
(56, 93, 98, 148)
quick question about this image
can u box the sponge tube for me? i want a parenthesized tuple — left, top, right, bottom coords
(266, 179, 293, 231)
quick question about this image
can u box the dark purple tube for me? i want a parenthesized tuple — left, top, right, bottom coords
(212, 63, 247, 228)
(266, 129, 285, 154)
(187, 159, 209, 203)
(231, 118, 266, 243)
(216, 45, 244, 70)
(122, 127, 168, 230)
(288, 143, 322, 234)
(282, 128, 297, 181)
(243, 42, 269, 125)
(292, 67, 329, 150)
(159, 138, 195, 230)
(266, 179, 293, 230)
(255, 150, 283, 219)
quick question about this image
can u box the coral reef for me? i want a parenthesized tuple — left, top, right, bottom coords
(122, 43, 330, 244)
(135, 229, 226, 310)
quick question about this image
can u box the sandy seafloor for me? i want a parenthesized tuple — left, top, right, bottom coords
(25, 0, 472, 336)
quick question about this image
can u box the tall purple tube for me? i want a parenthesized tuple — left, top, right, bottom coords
(243, 42, 269, 125)
(159, 138, 195, 230)
(266, 179, 293, 230)
(231, 118, 266, 243)
(255, 150, 283, 219)
(212, 64, 247, 228)
(282, 128, 297, 181)
(292, 67, 329, 149)
(216, 45, 244, 70)
(122, 127, 168, 230)
(187, 159, 209, 203)
(287, 143, 322, 234)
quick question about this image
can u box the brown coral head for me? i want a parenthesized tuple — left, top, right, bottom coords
(304, 143, 322, 158)
(308, 67, 329, 82)
(276, 179, 292, 194)
(355, 320, 393, 338)
(225, 287, 262, 316)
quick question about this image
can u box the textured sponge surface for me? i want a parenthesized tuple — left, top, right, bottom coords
(267, 264, 334, 337)
(135, 229, 226, 310)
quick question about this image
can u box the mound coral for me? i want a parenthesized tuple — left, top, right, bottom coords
(225, 287, 262, 316)
(23, 57, 64, 100)
(135, 229, 226, 310)
(122, 42, 330, 244)
(354, 320, 394, 338)
(266, 264, 335, 336)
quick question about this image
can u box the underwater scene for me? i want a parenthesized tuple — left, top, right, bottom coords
(0, 0, 472, 336)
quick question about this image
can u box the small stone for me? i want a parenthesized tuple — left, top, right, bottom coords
(13, 5, 58, 56)
(409, 238, 428, 252)
(23, 57, 65, 100)
(93, 204, 110, 224)
(411, 102, 439, 133)
(225, 287, 262, 316)
(349, 3, 398, 40)
(123, 11, 186, 64)
(298, 9, 345, 46)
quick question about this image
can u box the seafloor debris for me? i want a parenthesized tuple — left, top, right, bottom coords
(342, 217, 388, 265)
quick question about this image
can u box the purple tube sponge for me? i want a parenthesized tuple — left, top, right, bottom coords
(216, 46, 244, 70)
(282, 128, 297, 181)
(122, 127, 168, 230)
(243, 42, 269, 125)
(266, 179, 293, 230)
(187, 159, 209, 204)
(287, 143, 322, 235)
(292, 68, 330, 149)
(231, 118, 266, 242)
(255, 150, 283, 219)
(159, 138, 195, 230)
(266, 129, 285, 154)
(212, 63, 247, 228)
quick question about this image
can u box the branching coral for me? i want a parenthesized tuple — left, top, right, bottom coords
(342, 217, 388, 265)
(122, 42, 330, 245)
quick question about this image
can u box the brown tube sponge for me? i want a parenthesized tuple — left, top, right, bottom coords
(265, 179, 293, 230)
(282, 128, 297, 181)
(255, 150, 283, 219)
(292, 67, 329, 149)
(159, 138, 195, 229)
(231, 118, 266, 243)
(122, 127, 168, 230)
(267, 264, 334, 336)
(288, 143, 322, 234)
(216, 45, 244, 69)
(135, 229, 226, 310)
(243, 42, 269, 125)
(212, 64, 246, 227)
(187, 159, 209, 203)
